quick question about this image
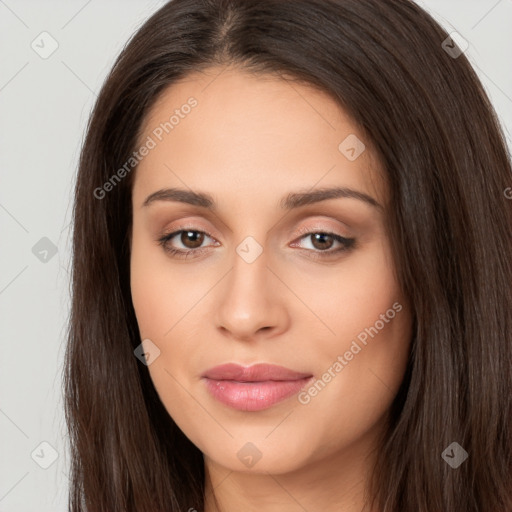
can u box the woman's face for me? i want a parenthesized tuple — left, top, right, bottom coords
(130, 65, 412, 475)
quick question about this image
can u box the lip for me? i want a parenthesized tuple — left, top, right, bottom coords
(201, 363, 313, 411)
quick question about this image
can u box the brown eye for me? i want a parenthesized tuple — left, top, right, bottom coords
(290, 229, 356, 260)
(157, 228, 217, 258)
(309, 233, 335, 251)
(292, 230, 355, 253)
(157, 227, 355, 261)
(179, 230, 205, 249)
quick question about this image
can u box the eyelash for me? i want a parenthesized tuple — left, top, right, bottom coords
(156, 226, 356, 260)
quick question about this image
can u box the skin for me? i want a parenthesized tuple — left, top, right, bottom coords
(130, 64, 413, 512)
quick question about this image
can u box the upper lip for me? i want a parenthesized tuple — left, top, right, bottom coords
(202, 363, 312, 382)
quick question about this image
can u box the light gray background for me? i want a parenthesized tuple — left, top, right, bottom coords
(1, 1, 511, 510)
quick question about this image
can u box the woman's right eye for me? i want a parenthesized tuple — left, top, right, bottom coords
(157, 229, 217, 258)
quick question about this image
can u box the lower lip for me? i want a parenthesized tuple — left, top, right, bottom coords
(202, 377, 313, 411)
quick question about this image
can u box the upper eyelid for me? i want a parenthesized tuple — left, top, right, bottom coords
(160, 207, 357, 235)
(164, 224, 347, 237)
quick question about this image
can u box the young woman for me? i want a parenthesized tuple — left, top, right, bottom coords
(64, 1, 512, 511)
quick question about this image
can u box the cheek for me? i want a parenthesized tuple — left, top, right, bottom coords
(130, 266, 173, 340)
(290, 237, 411, 432)
(292, 235, 405, 348)
(130, 229, 195, 339)
(130, 236, 203, 427)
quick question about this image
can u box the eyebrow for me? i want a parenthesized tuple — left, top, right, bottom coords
(142, 186, 382, 211)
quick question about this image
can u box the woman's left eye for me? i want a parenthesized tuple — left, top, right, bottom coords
(291, 231, 356, 257)
(157, 228, 356, 259)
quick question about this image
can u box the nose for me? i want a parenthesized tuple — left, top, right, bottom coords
(214, 248, 289, 342)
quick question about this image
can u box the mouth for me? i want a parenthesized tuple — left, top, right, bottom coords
(201, 363, 314, 411)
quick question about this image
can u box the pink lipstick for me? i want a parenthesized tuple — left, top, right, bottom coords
(201, 363, 313, 411)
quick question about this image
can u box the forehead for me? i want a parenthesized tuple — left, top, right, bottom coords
(133, 65, 386, 209)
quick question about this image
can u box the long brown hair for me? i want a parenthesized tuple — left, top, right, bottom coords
(64, 0, 512, 510)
